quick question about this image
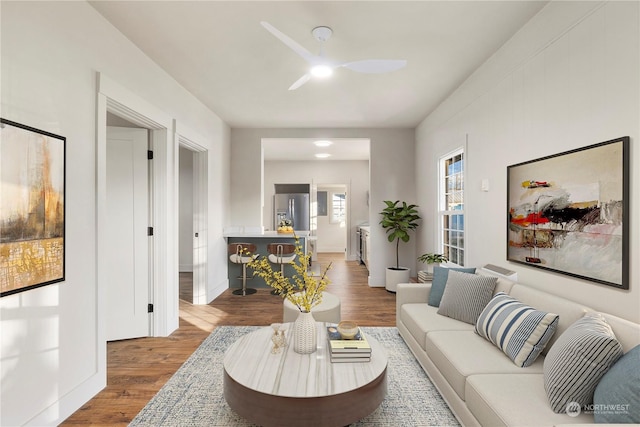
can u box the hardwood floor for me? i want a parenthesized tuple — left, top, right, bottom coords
(61, 253, 396, 426)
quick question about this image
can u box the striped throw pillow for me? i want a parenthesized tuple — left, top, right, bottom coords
(475, 292, 559, 367)
(544, 312, 623, 413)
(428, 266, 477, 307)
(436, 270, 497, 325)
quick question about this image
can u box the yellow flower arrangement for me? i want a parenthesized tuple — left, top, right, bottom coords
(248, 236, 331, 313)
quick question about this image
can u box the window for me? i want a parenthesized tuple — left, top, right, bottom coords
(330, 192, 346, 223)
(317, 191, 328, 216)
(439, 149, 465, 266)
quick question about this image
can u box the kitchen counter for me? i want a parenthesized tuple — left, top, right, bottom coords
(223, 230, 310, 239)
(225, 231, 309, 291)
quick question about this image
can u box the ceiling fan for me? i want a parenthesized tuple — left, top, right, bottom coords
(260, 21, 407, 91)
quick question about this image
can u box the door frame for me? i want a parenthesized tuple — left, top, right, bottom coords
(96, 72, 178, 349)
(175, 123, 209, 305)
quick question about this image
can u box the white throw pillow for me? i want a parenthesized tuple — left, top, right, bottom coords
(543, 312, 623, 413)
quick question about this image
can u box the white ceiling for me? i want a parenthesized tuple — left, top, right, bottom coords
(90, 1, 547, 130)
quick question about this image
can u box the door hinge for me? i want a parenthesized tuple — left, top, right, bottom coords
(147, 303, 154, 313)
(148, 226, 154, 236)
(147, 150, 153, 160)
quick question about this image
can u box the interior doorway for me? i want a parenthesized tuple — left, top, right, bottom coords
(177, 142, 208, 305)
(316, 184, 348, 259)
(178, 146, 194, 302)
(260, 137, 370, 263)
(97, 72, 179, 340)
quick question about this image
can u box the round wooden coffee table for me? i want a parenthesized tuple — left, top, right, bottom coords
(223, 323, 387, 427)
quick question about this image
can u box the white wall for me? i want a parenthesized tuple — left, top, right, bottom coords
(179, 147, 194, 272)
(416, 1, 640, 322)
(0, 2, 230, 425)
(264, 161, 368, 258)
(231, 128, 415, 286)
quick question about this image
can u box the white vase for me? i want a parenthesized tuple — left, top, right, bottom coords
(293, 311, 317, 354)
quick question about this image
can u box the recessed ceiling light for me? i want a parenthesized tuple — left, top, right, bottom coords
(314, 140, 333, 147)
(315, 153, 331, 158)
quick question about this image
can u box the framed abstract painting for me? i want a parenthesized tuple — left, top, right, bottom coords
(1, 118, 66, 297)
(507, 137, 629, 289)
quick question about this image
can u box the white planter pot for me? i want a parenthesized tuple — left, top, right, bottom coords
(427, 263, 441, 274)
(385, 267, 410, 293)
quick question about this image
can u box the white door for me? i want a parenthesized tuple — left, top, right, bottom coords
(106, 126, 150, 341)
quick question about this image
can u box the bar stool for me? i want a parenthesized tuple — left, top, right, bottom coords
(267, 243, 296, 295)
(228, 243, 257, 296)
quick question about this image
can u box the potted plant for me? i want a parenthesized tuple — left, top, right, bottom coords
(379, 200, 421, 292)
(417, 253, 448, 275)
(248, 235, 332, 354)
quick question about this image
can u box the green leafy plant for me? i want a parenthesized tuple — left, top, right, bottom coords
(379, 200, 421, 269)
(417, 253, 448, 264)
(248, 236, 331, 312)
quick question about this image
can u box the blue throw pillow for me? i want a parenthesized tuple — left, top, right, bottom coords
(593, 344, 640, 423)
(428, 266, 476, 307)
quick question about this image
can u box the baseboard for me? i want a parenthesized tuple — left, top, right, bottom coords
(368, 272, 384, 287)
(207, 278, 228, 304)
(26, 371, 105, 426)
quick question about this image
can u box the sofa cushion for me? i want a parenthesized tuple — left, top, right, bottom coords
(425, 330, 543, 400)
(428, 266, 477, 307)
(509, 284, 591, 354)
(475, 292, 559, 367)
(593, 344, 640, 423)
(437, 271, 497, 325)
(544, 313, 624, 413)
(466, 374, 594, 427)
(599, 312, 640, 352)
(399, 303, 473, 351)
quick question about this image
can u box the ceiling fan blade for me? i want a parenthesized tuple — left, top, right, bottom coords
(288, 74, 311, 91)
(341, 59, 407, 74)
(261, 21, 316, 64)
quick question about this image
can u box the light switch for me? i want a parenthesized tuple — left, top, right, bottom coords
(481, 179, 490, 192)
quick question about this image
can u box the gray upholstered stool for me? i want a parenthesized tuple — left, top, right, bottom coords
(283, 291, 341, 323)
(267, 243, 296, 296)
(228, 243, 257, 296)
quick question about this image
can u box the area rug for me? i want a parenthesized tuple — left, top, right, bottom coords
(129, 326, 459, 426)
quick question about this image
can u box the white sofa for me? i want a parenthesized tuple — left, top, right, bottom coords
(396, 273, 640, 427)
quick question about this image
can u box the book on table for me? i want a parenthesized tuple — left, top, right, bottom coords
(326, 325, 371, 360)
(329, 347, 371, 360)
(330, 355, 371, 363)
(418, 270, 433, 283)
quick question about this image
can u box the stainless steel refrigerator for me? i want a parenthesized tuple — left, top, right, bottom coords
(274, 193, 310, 231)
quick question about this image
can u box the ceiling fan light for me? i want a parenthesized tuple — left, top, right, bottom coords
(310, 64, 333, 78)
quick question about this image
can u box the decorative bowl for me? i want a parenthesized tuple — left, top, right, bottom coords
(337, 321, 359, 340)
